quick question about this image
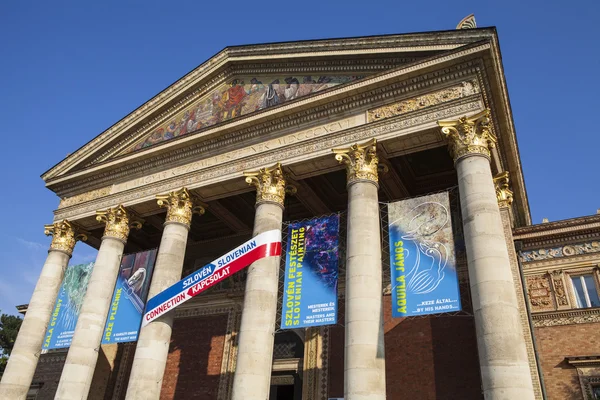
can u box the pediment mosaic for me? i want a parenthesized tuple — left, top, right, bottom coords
(125, 75, 363, 154)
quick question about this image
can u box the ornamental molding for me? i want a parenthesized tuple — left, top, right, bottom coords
(44, 220, 87, 256)
(54, 99, 483, 222)
(156, 187, 205, 228)
(333, 138, 380, 186)
(45, 31, 494, 180)
(513, 215, 600, 239)
(367, 79, 479, 122)
(96, 205, 142, 242)
(49, 57, 486, 197)
(493, 171, 514, 208)
(532, 308, 600, 327)
(520, 241, 600, 263)
(438, 108, 497, 163)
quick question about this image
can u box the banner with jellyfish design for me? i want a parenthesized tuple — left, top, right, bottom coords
(388, 192, 461, 317)
(42, 262, 94, 350)
(102, 249, 157, 344)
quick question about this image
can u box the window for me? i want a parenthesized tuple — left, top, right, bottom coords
(571, 275, 600, 308)
(593, 385, 600, 400)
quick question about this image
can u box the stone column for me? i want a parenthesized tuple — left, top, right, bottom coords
(231, 163, 286, 400)
(125, 188, 204, 400)
(0, 221, 85, 400)
(333, 138, 386, 400)
(438, 110, 535, 399)
(55, 206, 141, 400)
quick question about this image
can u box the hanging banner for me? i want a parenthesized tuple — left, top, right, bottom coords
(388, 192, 461, 317)
(143, 229, 282, 326)
(102, 249, 158, 344)
(281, 214, 340, 329)
(42, 262, 94, 350)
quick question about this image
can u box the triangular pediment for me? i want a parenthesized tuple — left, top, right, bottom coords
(43, 28, 498, 187)
(119, 74, 363, 155)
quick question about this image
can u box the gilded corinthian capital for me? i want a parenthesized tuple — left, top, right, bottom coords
(44, 220, 87, 256)
(96, 205, 142, 242)
(244, 163, 287, 207)
(493, 171, 514, 208)
(332, 138, 379, 186)
(437, 109, 497, 163)
(156, 188, 205, 228)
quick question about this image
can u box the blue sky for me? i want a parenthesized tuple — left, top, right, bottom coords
(0, 0, 598, 315)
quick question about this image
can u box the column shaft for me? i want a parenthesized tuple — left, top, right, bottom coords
(54, 237, 125, 400)
(125, 222, 189, 400)
(0, 250, 70, 399)
(457, 155, 534, 399)
(344, 181, 386, 400)
(231, 202, 283, 400)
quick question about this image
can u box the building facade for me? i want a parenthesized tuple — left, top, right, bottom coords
(1, 24, 599, 400)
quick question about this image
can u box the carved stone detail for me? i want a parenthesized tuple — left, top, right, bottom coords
(58, 186, 112, 209)
(493, 171, 514, 208)
(44, 220, 87, 256)
(367, 80, 479, 122)
(550, 270, 569, 307)
(437, 108, 497, 163)
(156, 187, 205, 228)
(526, 274, 554, 310)
(96, 205, 142, 242)
(333, 138, 379, 186)
(54, 100, 482, 221)
(244, 163, 287, 207)
(520, 241, 600, 262)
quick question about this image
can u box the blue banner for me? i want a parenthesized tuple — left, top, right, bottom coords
(281, 215, 340, 329)
(42, 262, 94, 350)
(102, 249, 157, 344)
(388, 192, 462, 317)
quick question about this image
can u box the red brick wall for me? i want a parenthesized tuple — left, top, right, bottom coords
(160, 314, 228, 400)
(328, 296, 482, 400)
(535, 322, 600, 400)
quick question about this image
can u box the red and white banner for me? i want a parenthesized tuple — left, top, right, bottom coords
(142, 229, 281, 326)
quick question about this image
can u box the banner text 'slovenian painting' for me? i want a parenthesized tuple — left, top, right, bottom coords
(388, 192, 461, 317)
(281, 214, 340, 329)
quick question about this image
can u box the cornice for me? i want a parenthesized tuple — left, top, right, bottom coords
(53, 97, 483, 222)
(43, 36, 493, 185)
(514, 215, 600, 239)
(49, 50, 489, 197)
(532, 308, 600, 327)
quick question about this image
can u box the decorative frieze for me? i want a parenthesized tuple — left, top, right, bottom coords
(532, 308, 600, 327)
(367, 80, 479, 122)
(44, 220, 87, 256)
(58, 186, 111, 209)
(520, 241, 600, 262)
(54, 100, 482, 221)
(438, 108, 497, 163)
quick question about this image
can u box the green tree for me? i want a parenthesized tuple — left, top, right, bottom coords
(0, 311, 23, 379)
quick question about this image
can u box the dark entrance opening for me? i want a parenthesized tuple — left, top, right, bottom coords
(270, 384, 295, 399)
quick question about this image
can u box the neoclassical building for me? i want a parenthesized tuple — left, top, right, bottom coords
(1, 23, 600, 400)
